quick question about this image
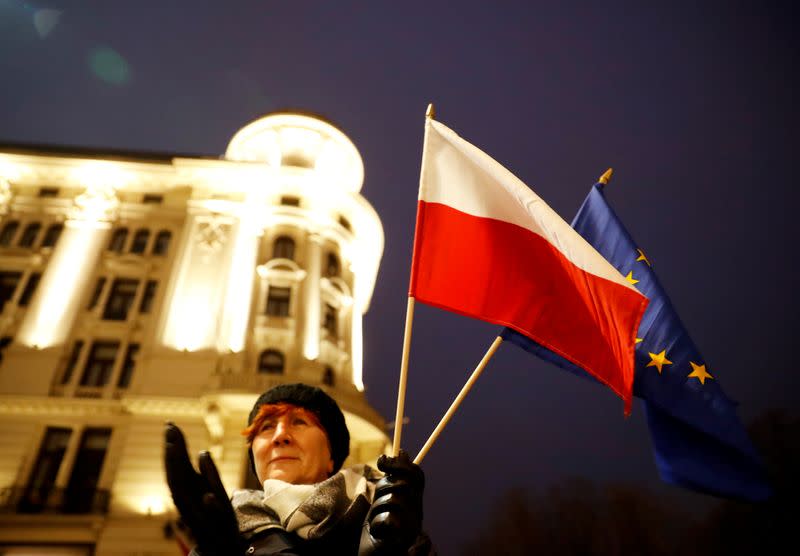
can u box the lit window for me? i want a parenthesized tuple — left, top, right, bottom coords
(326, 253, 340, 277)
(266, 286, 291, 317)
(152, 230, 172, 255)
(272, 236, 295, 260)
(79, 341, 120, 387)
(323, 303, 337, 338)
(41, 223, 63, 248)
(102, 278, 140, 320)
(323, 366, 335, 386)
(258, 349, 284, 374)
(117, 343, 139, 388)
(107, 228, 128, 253)
(0, 271, 22, 311)
(129, 229, 150, 254)
(61, 340, 84, 385)
(62, 428, 111, 514)
(18, 222, 41, 248)
(18, 427, 72, 513)
(18, 272, 41, 306)
(87, 278, 106, 310)
(139, 280, 157, 313)
(0, 220, 20, 246)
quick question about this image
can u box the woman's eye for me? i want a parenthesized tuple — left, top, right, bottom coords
(261, 422, 275, 432)
(293, 417, 308, 426)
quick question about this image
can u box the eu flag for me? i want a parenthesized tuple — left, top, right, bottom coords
(502, 180, 771, 501)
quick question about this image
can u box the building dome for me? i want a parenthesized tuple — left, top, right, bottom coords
(226, 111, 365, 193)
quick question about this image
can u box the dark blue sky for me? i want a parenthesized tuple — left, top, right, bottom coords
(1, 1, 797, 553)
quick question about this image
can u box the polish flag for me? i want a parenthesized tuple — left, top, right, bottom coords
(409, 118, 648, 411)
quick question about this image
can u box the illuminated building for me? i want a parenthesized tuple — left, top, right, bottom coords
(0, 112, 387, 554)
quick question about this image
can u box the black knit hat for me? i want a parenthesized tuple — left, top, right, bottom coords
(247, 383, 350, 474)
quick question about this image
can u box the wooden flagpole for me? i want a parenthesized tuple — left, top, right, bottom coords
(414, 335, 504, 464)
(392, 103, 436, 456)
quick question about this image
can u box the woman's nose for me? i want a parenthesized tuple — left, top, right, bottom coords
(272, 420, 291, 444)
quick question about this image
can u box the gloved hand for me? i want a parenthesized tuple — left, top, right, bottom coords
(359, 450, 425, 556)
(164, 422, 244, 556)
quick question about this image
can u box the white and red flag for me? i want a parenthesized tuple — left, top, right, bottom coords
(409, 118, 648, 411)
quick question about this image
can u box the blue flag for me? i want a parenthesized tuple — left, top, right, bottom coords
(502, 181, 771, 501)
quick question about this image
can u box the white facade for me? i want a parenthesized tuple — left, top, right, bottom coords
(0, 112, 388, 554)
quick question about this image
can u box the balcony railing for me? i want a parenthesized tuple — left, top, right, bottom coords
(0, 486, 110, 515)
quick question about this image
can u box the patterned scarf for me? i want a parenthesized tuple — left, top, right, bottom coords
(231, 464, 381, 541)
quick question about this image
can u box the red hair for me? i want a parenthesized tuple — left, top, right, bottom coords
(241, 402, 324, 444)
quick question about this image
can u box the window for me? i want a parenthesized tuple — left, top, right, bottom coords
(87, 277, 106, 310)
(62, 428, 111, 514)
(107, 228, 128, 253)
(142, 193, 163, 204)
(102, 278, 139, 320)
(117, 343, 139, 388)
(0, 336, 12, 365)
(280, 195, 300, 207)
(258, 349, 284, 374)
(18, 272, 41, 306)
(323, 366, 335, 386)
(266, 286, 291, 317)
(323, 303, 337, 338)
(79, 341, 120, 387)
(61, 341, 84, 385)
(152, 230, 171, 255)
(0, 271, 22, 311)
(338, 215, 351, 232)
(326, 253, 340, 277)
(0, 220, 19, 246)
(38, 187, 60, 198)
(18, 427, 72, 513)
(41, 223, 63, 247)
(129, 228, 150, 254)
(272, 235, 295, 260)
(18, 222, 41, 248)
(139, 280, 157, 313)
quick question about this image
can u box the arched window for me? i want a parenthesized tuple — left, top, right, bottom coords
(258, 349, 284, 374)
(326, 253, 340, 277)
(272, 236, 295, 260)
(323, 366, 335, 386)
(0, 221, 19, 246)
(41, 223, 63, 248)
(130, 228, 150, 254)
(152, 230, 172, 255)
(18, 222, 41, 248)
(108, 228, 128, 253)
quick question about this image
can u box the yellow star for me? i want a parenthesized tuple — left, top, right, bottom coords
(635, 338, 643, 344)
(636, 248, 651, 267)
(646, 350, 672, 374)
(625, 271, 639, 285)
(688, 361, 713, 384)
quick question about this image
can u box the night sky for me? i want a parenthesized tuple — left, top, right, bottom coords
(1, 1, 797, 553)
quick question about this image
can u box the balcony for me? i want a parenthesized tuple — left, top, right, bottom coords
(0, 486, 110, 515)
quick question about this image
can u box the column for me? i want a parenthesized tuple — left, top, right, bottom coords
(301, 233, 322, 361)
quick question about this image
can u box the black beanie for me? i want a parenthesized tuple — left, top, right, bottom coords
(247, 383, 350, 474)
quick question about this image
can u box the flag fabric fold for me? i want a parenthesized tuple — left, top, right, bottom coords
(409, 119, 647, 411)
(502, 182, 771, 501)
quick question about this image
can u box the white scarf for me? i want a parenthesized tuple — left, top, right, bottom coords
(231, 464, 381, 540)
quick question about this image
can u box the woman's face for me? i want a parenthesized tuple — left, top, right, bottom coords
(251, 405, 334, 485)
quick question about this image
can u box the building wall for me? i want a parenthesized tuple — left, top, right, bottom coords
(0, 113, 388, 554)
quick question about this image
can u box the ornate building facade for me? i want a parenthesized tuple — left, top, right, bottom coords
(0, 112, 388, 554)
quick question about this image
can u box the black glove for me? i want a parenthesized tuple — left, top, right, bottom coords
(359, 450, 425, 556)
(164, 422, 245, 556)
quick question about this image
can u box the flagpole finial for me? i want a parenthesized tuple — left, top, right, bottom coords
(598, 168, 613, 185)
(426, 103, 435, 120)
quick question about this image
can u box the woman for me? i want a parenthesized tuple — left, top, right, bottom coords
(165, 383, 434, 555)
